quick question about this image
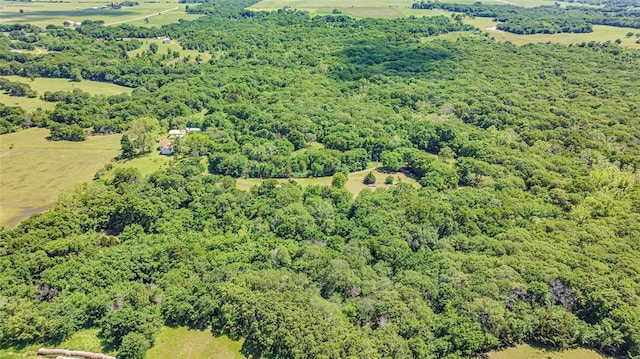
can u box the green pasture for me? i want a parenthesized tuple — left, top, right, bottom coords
(488, 344, 611, 359)
(146, 326, 245, 359)
(0, 128, 121, 227)
(249, 0, 560, 17)
(107, 153, 172, 178)
(235, 162, 421, 194)
(464, 16, 640, 48)
(0, 92, 55, 112)
(2, 75, 133, 96)
(0, 0, 192, 28)
(127, 38, 212, 63)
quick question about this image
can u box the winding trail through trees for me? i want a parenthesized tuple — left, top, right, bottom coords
(105, 6, 180, 26)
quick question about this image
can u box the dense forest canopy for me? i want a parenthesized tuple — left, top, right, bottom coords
(1, 0, 640, 358)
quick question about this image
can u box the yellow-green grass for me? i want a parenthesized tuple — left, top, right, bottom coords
(249, 0, 558, 17)
(235, 163, 421, 194)
(488, 343, 611, 359)
(0, 92, 55, 111)
(0, 128, 121, 226)
(126, 38, 212, 63)
(124, 10, 202, 27)
(146, 326, 245, 359)
(0, 1, 190, 28)
(2, 75, 133, 97)
(109, 154, 172, 178)
(464, 17, 640, 49)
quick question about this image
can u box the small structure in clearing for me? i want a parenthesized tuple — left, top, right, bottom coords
(158, 139, 173, 155)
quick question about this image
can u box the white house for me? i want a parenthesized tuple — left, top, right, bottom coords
(159, 139, 173, 155)
(168, 129, 186, 138)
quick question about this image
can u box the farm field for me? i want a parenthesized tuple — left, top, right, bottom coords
(0, 128, 121, 227)
(235, 163, 421, 194)
(249, 0, 560, 17)
(488, 344, 611, 359)
(0, 0, 195, 28)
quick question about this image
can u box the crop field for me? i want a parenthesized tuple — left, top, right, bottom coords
(0, 128, 121, 227)
(126, 38, 212, 63)
(236, 163, 421, 194)
(488, 344, 611, 359)
(249, 0, 560, 17)
(0, 0, 197, 28)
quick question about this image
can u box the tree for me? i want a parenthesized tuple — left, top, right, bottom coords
(363, 171, 376, 185)
(128, 117, 159, 154)
(381, 151, 402, 172)
(149, 42, 158, 54)
(118, 332, 150, 359)
(384, 175, 394, 185)
(332, 172, 347, 188)
(120, 134, 135, 159)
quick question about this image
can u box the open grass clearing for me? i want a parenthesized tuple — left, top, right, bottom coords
(146, 326, 245, 359)
(236, 162, 421, 194)
(488, 343, 612, 359)
(0, 0, 192, 28)
(104, 153, 172, 179)
(0, 92, 55, 112)
(126, 38, 211, 63)
(0, 128, 121, 226)
(464, 16, 640, 48)
(2, 75, 133, 96)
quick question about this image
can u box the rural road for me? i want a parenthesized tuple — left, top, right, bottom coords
(105, 6, 180, 26)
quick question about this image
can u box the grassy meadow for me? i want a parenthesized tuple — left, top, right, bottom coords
(126, 38, 212, 63)
(146, 327, 245, 359)
(235, 163, 421, 194)
(0, 0, 197, 28)
(0, 128, 121, 227)
(488, 344, 611, 359)
(0, 75, 132, 112)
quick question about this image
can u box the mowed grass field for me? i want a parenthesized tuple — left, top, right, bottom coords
(146, 327, 245, 359)
(488, 344, 611, 359)
(0, 327, 244, 359)
(0, 128, 121, 227)
(0, 0, 198, 28)
(0, 75, 132, 112)
(235, 163, 421, 194)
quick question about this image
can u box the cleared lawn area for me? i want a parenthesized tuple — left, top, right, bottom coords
(1, 75, 133, 97)
(0, 0, 191, 28)
(146, 326, 245, 359)
(127, 38, 212, 63)
(107, 154, 172, 178)
(488, 344, 611, 359)
(0, 128, 121, 226)
(236, 163, 421, 195)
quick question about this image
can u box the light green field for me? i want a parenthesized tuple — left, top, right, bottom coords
(465, 17, 640, 49)
(0, 128, 121, 227)
(108, 154, 172, 178)
(2, 75, 133, 96)
(489, 344, 611, 359)
(146, 326, 245, 359)
(0, 92, 55, 111)
(127, 38, 212, 63)
(0, 0, 193, 28)
(249, 0, 559, 17)
(236, 163, 421, 194)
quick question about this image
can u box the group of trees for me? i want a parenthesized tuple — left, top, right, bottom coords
(412, 1, 640, 34)
(1, 0, 640, 357)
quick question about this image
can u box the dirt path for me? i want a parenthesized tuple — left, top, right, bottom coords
(105, 6, 180, 26)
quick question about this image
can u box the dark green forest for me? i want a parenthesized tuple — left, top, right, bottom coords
(1, 0, 640, 358)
